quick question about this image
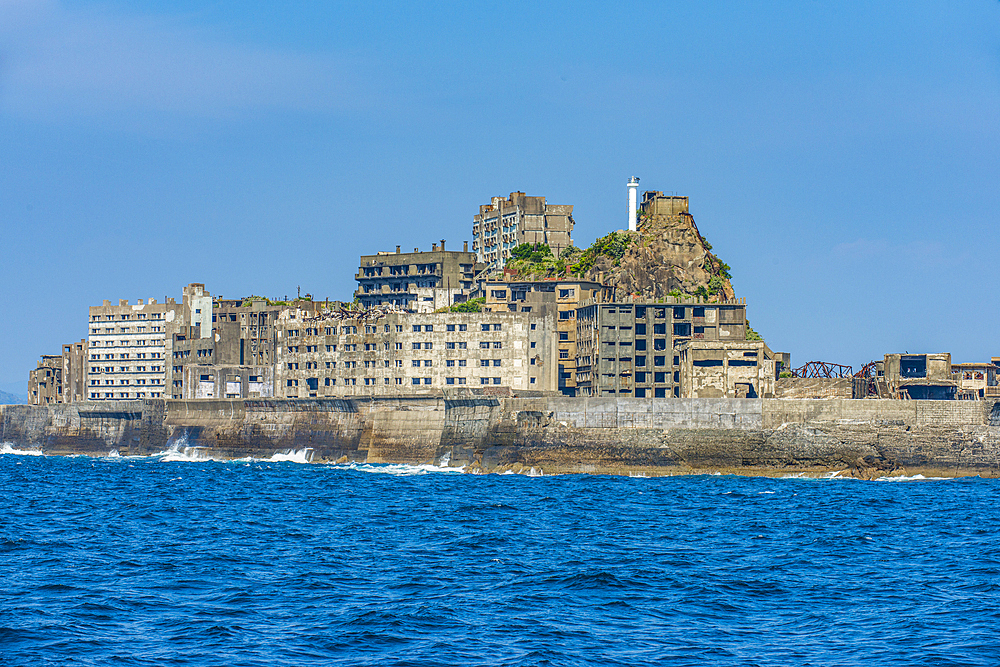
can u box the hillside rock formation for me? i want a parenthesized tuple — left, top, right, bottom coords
(502, 191, 736, 303)
(582, 192, 735, 301)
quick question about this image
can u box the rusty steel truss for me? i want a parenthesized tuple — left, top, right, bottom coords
(791, 361, 854, 379)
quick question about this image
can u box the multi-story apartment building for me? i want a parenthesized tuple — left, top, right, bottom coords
(483, 279, 610, 396)
(274, 310, 558, 398)
(28, 355, 63, 405)
(575, 298, 748, 398)
(355, 242, 481, 310)
(472, 192, 575, 274)
(86, 283, 211, 401)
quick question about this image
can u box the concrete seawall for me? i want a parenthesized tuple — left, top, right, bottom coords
(3, 396, 999, 478)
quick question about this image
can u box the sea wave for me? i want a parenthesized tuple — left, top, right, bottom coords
(327, 461, 465, 476)
(0, 442, 44, 456)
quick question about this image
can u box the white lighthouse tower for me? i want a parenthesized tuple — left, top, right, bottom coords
(627, 176, 640, 231)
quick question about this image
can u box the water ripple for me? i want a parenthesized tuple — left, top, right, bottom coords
(1, 456, 998, 665)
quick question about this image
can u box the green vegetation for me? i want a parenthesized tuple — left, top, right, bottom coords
(779, 371, 792, 378)
(745, 319, 763, 341)
(504, 243, 581, 279)
(449, 297, 485, 313)
(567, 231, 634, 276)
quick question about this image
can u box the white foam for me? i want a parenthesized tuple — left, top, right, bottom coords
(268, 448, 314, 464)
(875, 473, 952, 482)
(328, 461, 465, 476)
(107, 449, 121, 458)
(0, 443, 43, 456)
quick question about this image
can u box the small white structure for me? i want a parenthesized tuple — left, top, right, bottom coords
(627, 176, 640, 231)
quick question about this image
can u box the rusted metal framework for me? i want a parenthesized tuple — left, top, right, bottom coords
(791, 361, 853, 379)
(853, 361, 877, 379)
(853, 361, 880, 398)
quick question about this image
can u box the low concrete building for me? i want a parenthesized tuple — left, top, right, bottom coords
(275, 310, 558, 398)
(355, 242, 481, 310)
(678, 340, 776, 399)
(182, 365, 275, 399)
(882, 353, 956, 400)
(28, 355, 63, 405)
(951, 362, 997, 399)
(575, 298, 748, 398)
(472, 192, 575, 273)
(484, 279, 611, 396)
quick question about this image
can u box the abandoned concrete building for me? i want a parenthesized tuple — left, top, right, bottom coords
(881, 353, 956, 400)
(472, 192, 575, 274)
(483, 279, 611, 396)
(677, 340, 777, 399)
(28, 355, 63, 405)
(275, 310, 559, 398)
(169, 296, 326, 400)
(27, 339, 89, 405)
(951, 362, 997, 400)
(86, 298, 179, 400)
(574, 298, 749, 398)
(355, 242, 481, 311)
(61, 339, 89, 404)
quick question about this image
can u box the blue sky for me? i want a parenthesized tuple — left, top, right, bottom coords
(2, 0, 998, 392)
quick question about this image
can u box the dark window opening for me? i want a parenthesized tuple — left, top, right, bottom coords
(729, 359, 758, 367)
(900, 355, 927, 378)
(693, 307, 705, 318)
(674, 323, 692, 336)
(693, 359, 724, 367)
(673, 307, 685, 319)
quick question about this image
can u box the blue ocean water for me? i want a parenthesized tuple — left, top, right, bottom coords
(1, 449, 998, 666)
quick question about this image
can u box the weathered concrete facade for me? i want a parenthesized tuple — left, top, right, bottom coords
(28, 355, 63, 405)
(484, 279, 611, 396)
(355, 243, 480, 310)
(61, 339, 88, 404)
(883, 353, 956, 400)
(274, 310, 560, 398)
(4, 396, 1000, 480)
(86, 297, 180, 400)
(472, 192, 575, 273)
(575, 298, 748, 398)
(678, 340, 776, 398)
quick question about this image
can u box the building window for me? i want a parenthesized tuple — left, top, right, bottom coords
(413, 343, 421, 350)
(492, 377, 501, 385)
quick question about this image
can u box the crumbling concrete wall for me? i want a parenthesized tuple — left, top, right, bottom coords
(774, 378, 853, 399)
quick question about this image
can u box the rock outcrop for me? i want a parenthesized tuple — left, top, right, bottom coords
(502, 191, 736, 303)
(583, 192, 735, 301)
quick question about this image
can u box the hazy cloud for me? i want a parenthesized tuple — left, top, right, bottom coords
(0, 0, 366, 123)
